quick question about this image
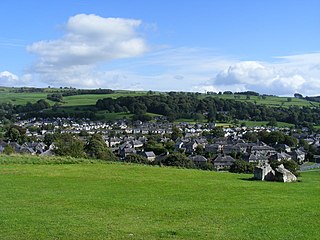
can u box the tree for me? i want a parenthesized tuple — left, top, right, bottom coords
(230, 160, 255, 174)
(207, 105, 216, 122)
(4, 125, 26, 143)
(195, 144, 204, 155)
(44, 133, 58, 146)
(5, 127, 20, 142)
(267, 118, 278, 127)
(164, 140, 175, 153)
(211, 127, 225, 138)
(85, 134, 117, 161)
(171, 126, 183, 141)
(243, 132, 258, 142)
(54, 133, 85, 158)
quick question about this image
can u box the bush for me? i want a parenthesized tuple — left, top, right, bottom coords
(3, 145, 15, 155)
(161, 153, 195, 168)
(230, 160, 256, 174)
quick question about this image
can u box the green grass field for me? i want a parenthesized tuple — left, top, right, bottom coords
(0, 90, 148, 106)
(0, 87, 316, 108)
(239, 120, 295, 128)
(0, 155, 319, 239)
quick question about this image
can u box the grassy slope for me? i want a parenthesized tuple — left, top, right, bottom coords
(0, 89, 318, 123)
(0, 156, 319, 240)
(0, 88, 315, 108)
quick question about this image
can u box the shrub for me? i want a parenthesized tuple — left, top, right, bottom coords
(161, 153, 195, 168)
(230, 160, 256, 174)
(3, 145, 15, 155)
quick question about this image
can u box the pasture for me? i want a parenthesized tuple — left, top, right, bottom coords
(0, 155, 319, 239)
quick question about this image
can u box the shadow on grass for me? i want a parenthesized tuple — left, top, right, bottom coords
(239, 177, 257, 181)
(239, 177, 302, 183)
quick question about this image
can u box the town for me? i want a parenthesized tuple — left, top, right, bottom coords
(2, 115, 319, 173)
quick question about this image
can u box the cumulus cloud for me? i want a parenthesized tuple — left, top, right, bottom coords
(212, 55, 320, 95)
(27, 14, 148, 86)
(0, 71, 20, 86)
(16, 15, 320, 96)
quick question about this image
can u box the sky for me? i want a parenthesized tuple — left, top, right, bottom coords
(0, 0, 320, 96)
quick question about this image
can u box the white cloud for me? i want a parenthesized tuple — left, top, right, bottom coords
(212, 54, 320, 95)
(12, 14, 320, 96)
(27, 14, 148, 86)
(0, 71, 19, 86)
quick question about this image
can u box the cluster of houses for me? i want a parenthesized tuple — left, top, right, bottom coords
(0, 117, 315, 170)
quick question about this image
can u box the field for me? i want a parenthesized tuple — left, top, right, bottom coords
(0, 87, 316, 108)
(239, 120, 295, 128)
(0, 88, 149, 106)
(0, 155, 319, 239)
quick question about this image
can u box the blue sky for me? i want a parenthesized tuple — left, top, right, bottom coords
(1, 0, 320, 95)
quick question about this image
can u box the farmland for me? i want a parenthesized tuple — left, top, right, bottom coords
(0, 87, 315, 108)
(1, 87, 319, 125)
(0, 155, 319, 239)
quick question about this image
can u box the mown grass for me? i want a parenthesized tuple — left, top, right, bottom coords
(0, 155, 319, 240)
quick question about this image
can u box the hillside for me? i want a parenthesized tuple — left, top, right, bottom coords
(1, 87, 319, 125)
(0, 87, 315, 108)
(0, 155, 319, 239)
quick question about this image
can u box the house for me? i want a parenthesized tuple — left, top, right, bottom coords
(107, 137, 121, 147)
(250, 145, 276, 156)
(131, 140, 143, 149)
(274, 144, 291, 153)
(139, 151, 156, 162)
(174, 141, 184, 151)
(212, 154, 235, 170)
(119, 147, 137, 158)
(40, 149, 54, 156)
(22, 142, 46, 154)
(222, 144, 241, 154)
(205, 144, 222, 154)
(19, 147, 36, 155)
(0, 141, 7, 153)
(244, 153, 269, 164)
(195, 138, 208, 147)
(8, 142, 21, 152)
(269, 152, 292, 161)
(289, 149, 306, 164)
(184, 141, 198, 154)
(189, 155, 208, 167)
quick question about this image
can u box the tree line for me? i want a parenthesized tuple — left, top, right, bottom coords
(96, 92, 320, 126)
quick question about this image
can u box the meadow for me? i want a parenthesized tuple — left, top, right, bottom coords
(0, 155, 319, 239)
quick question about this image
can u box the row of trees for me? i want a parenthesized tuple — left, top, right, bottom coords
(96, 93, 320, 125)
